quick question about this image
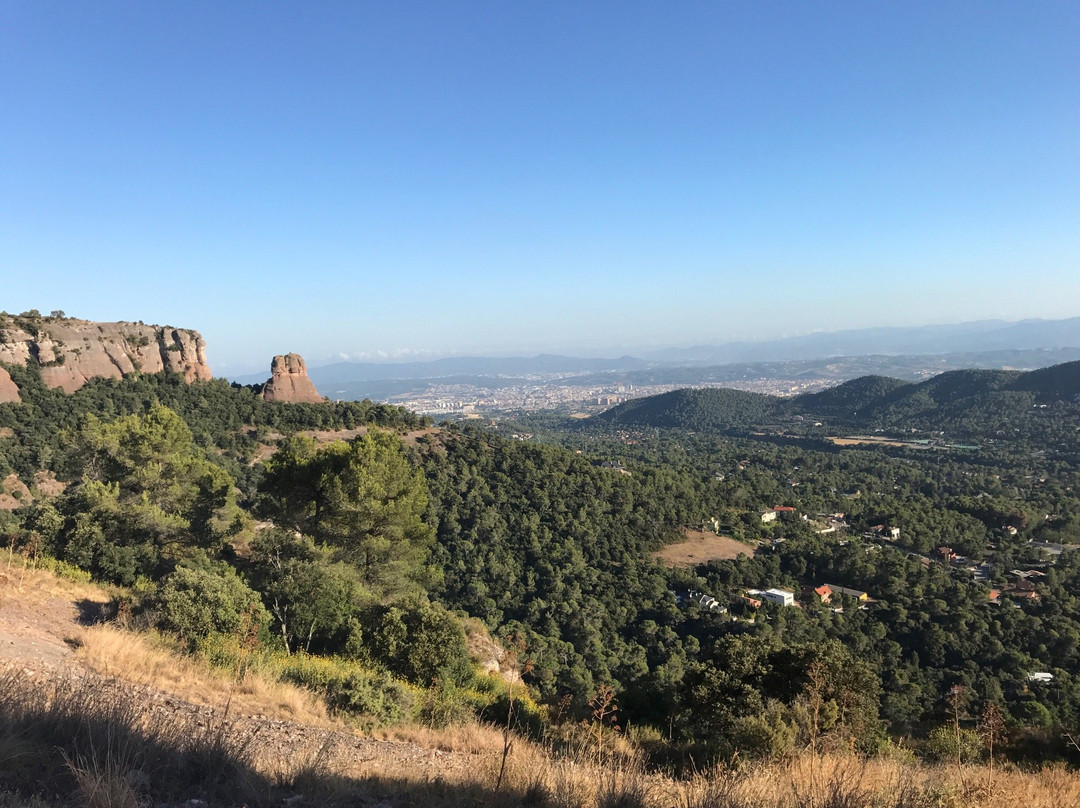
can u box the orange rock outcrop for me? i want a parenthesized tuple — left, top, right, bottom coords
(261, 353, 325, 404)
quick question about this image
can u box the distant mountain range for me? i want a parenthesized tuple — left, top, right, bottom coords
(644, 317, 1080, 364)
(226, 316, 1080, 404)
(230, 354, 651, 386)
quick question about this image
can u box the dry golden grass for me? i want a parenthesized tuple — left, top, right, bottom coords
(0, 556, 108, 603)
(329, 738, 1080, 808)
(7, 646, 1080, 807)
(74, 625, 334, 727)
(0, 666, 271, 807)
(828, 436, 909, 447)
(374, 720, 515, 755)
(653, 528, 753, 567)
(659, 752, 1080, 808)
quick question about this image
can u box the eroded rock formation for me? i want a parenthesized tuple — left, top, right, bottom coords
(0, 314, 212, 396)
(261, 353, 325, 404)
(0, 367, 19, 403)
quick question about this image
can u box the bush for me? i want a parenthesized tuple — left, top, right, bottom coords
(276, 653, 415, 726)
(416, 668, 476, 728)
(357, 597, 472, 685)
(156, 556, 268, 647)
(922, 725, 983, 763)
(469, 673, 546, 738)
(36, 555, 92, 583)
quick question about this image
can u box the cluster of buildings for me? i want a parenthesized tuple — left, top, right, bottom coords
(674, 582, 873, 617)
(674, 590, 727, 612)
(987, 569, 1047, 604)
(677, 498, 1063, 627)
(394, 377, 836, 418)
(759, 507, 852, 536)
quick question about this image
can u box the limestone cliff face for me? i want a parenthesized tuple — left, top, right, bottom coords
(0, 315, 212, 395)
(261, 353, 325, 404)
(0, 366, 18, 403)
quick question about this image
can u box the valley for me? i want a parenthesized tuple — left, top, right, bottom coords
(4, 316, 1080, 805)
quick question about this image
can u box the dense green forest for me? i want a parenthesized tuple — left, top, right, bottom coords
(0, 363, 427, 493)
(5, 361, 1080, 765)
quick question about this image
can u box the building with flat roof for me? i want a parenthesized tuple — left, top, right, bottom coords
(762, 588, 795, 607)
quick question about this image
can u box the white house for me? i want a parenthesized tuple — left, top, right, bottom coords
(762, 588, 795, 607)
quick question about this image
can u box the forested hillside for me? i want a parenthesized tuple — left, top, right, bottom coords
(6, 360, 1080, 768)
(421, 427, 701, 703)
(595, 360, 1080, 447)
(0, 364, 426, 488)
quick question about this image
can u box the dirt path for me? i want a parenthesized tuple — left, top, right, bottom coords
(0, 564, 109, 666)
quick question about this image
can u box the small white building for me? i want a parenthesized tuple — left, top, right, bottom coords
(762, 588, 795, 607)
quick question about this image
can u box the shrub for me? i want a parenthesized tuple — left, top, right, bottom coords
(357, 597, 472, 686)
(37, 555, 92, 583)
(416, 668, 476, 728)
(922, 725, 983, 763)
(156, 556, 269, 647)
(470, 673, 546, 738)
(276, 653, 415, 726)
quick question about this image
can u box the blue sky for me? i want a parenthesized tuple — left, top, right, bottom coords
(3, 2, 1079, 373)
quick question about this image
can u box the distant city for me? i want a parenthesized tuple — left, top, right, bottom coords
(307, 345, 1080, 419)
(383, 376, 834, 418)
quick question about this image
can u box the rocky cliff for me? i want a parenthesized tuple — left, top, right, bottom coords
(0, 367, 18, 403)
(0, 313, 212, 397)
(261, 353, 325, 404)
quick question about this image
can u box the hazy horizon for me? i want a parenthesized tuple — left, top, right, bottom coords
(5, 3, 1079, 371)
(213, 314, 1080, 381)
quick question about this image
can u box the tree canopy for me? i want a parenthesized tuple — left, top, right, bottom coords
(257, 430, 436, 597)
(51, 405, 247, 583)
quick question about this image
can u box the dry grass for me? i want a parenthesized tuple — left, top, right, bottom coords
(74, 624, 334, 727)
(0, 666, 267, 807)
(4, 661, 1080, 808)
(0, 556, 108, 602)
(375, 720, 510, 755)
(653, 529, 753, 567)
(663, 752, 1080, 808)
(341, 743, 1080, 808)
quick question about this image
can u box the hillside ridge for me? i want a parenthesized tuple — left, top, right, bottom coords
(594, 359, 1080, 431)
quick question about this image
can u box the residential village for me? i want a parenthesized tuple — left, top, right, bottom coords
(671, 503, 1076, 627)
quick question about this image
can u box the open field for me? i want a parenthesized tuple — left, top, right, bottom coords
(828, 435, 911, 447)
(653, 528, 753, 567)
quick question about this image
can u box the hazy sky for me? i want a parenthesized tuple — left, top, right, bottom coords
(3, 2, 1079, 372)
